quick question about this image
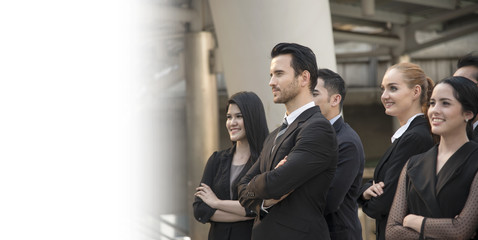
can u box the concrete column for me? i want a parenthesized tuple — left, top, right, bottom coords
(185, 31, 219, 240)
(209, 0, 337, 128)
(369, 57, 378, 87)
(362, 0, 375, 16)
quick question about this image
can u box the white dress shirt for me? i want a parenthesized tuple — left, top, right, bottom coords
(391, 113, 424, 143)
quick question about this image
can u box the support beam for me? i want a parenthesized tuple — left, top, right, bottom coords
(334, 30, 401, 47)
(408, 4, 478, 30)
(393, 0, 456, 10)
(336, 48, 391, 60)
(332, 16, 387, 29)
(362, 0, 375, 16)
(405, 21, 478, 53)
(404, 4, 478, 53)
(330, 2, 407, 24)
(146, 5, 197, 23)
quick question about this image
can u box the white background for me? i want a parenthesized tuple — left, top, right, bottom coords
(0, 1, 141, 239)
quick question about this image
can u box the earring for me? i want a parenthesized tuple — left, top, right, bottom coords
(465, 118, 469, 123)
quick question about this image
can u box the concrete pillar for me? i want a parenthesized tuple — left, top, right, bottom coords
(362, 0, 375, 16)
(185, 31, 219, 240)
(209, 0, 337, 128)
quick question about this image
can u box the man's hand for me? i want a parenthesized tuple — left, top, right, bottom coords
(274, 156, 287, 169)
(264, 191, 292, 207)
(264, 156, 292, 207)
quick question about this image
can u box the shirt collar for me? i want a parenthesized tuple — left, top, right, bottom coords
(283, 101, 315, 126)
(329, 113, 342, 125)
(473, 121, 478, 130)
(391, 113, 423, 143)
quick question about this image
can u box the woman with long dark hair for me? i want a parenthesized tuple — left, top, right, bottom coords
(193, 91, 269, 240)
(387, 76, 478, 239)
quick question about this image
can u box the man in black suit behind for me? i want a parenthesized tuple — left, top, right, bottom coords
(453, 52, 478, 141)
(238, 43, 338, 240)
(313, 68, 365, 239)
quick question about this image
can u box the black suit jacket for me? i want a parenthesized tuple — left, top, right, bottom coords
(386, 142, 478, 239)
(408, 142, 478, 216)
(238, 106, 338, 240)
(358, 116, 433, 240)
(193, 147, 255, 240)
(325, 117, 365, 240)
(472, 126, 478, 142)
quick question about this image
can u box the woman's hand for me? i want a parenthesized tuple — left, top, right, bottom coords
(195, 183, 220, 208)
(363, 181, 385, 200)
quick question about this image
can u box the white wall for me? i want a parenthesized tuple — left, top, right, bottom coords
(209, 0, 337, 128)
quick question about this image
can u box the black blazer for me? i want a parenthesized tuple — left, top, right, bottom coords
(325, 117, 365, 240)
(358, 116, 433, 240)
(238, 106, 338, 240)
(193, 146, 255, 240)
(386, 142, 478, 239)
(407, 142, 478, 218)
(472, 126, 478, 142)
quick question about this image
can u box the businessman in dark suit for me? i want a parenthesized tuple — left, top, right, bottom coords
(453, 52, 478, 141)
(454, 52, 478, 84)
(238, 43, 338, 240)
(313, 68, 365, 240)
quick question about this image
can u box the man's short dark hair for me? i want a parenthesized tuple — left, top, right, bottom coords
(457, 52, 478, 81)
(317, 68, 346, 108)
(271, 43, 318, 93)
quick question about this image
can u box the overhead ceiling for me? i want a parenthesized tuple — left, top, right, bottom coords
(150, 0, 478, 61)
(329, 0, 478, 58)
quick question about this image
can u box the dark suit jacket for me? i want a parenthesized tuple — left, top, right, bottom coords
(193, 146, 255, 240)
(472, 126, 478, 142)
(358, 116, 433, 240)
(238, 106, 338, 240)
(325, 117, 365, 240)
(408, 142, 478, 215)
(386, 142, 478, 239)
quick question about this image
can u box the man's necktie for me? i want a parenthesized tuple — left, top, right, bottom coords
(272, 118, 288, 153)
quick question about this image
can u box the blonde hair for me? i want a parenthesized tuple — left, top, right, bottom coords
(387, 62, 434, 113)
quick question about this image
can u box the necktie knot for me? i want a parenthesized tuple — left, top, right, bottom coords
(279, 118, 288, 131)
(274, 118, 288, 146)
(271, 119, 288, 153)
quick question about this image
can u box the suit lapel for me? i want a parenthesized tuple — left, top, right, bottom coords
(261, 132, 277, 172)
(374, 140, 397, 179)
(332, 116, 343, 134)
(373, 116, 427, 180)
(268, 106, 319, 170)
(407, 146, 442, 217)
(436, 142, 478, 195)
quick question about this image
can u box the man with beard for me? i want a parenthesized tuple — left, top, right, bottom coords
(238, 43, 338, 240)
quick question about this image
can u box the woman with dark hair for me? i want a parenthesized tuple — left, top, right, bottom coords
(358, 62, 435, 240)
(387, 76, 478, 239)
(193, 91, 269, 240)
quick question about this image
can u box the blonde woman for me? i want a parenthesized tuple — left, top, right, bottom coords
(358, 62, 435, 240)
